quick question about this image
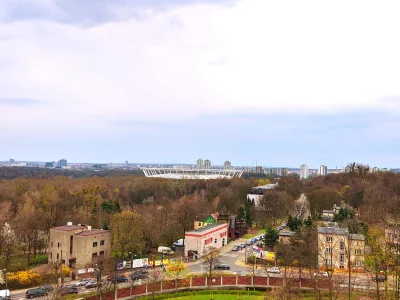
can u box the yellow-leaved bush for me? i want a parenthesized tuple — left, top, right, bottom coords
(7, 271, 43, 288)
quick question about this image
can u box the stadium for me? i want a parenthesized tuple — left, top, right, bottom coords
(141, 168, 243, 179)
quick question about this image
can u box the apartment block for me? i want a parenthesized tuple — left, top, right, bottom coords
(317, 227, 365, 271)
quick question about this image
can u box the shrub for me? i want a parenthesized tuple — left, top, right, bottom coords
(5, 271, 43, 289)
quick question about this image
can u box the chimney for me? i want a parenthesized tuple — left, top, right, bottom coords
(67, 221, 73, 226)
(87, 226, 92, 231)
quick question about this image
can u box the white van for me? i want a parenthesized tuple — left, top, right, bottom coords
(0, 289, 10, 300)
(173, 239, 184, 247)
(157, 246, 174, 254)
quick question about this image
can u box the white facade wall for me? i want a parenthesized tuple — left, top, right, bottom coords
(185, 224, 228, 257)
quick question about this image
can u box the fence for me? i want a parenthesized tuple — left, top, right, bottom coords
(84, 276, 332, 300)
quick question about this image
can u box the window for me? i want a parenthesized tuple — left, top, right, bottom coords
(326, 236, 333, 242)
(214, 239, 217, 243)
(325, 248, 332, 254)
(70, 236, 73, 255)
(198, 223, 202, 226)
(57, 253, 59, 260)
(355, 260, 363, 266)
(51, 241, 53, 247)
(58, 242, 60, 248)
(92, 252, 97, 258)
(50, 253, 53, 259)
(100, 240, 105, 246)
(205, 238, 212, 245)
(93, 242, 98, 248)
(340, 265, 344, 269)
(355, 249, 362, 255)
(340, 242, 344, 250)
(340, 254, 344, 262)
(325, 259, 332, 266)
(100, 251, 105, 256)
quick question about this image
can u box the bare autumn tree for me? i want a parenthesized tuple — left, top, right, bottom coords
(174, 195, 200, 243)
(202, 246, 221, 278)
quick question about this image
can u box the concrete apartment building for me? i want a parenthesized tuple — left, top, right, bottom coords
(317, 227, 365, 271)
(386, 224, 400, 246)
(300, 164, 309, 179)
(49, 222, 111, 271)
(185, 223, 228, 257)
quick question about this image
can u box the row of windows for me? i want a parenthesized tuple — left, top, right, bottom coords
(93, 240, 105, 247)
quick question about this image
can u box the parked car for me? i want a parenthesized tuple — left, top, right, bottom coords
(372, 275, 387, 282)
(231, 245, 240, 251)
(239, 243, 246, 249)
(267, 267, 281, 274)
(250, 238, 257, 244)
(214, 264, 230, 270)
(85, 280, 98, 289)
(76, 278, 93, 286)
(108, 274, 128, 283)
(278, 225, 286, 231)
(26, 288, 48, 298)
(59, 286, 78, 295)
(130, 269, 149, 281)
(40, 285, 53, 293)
(314, 272, 329, 278)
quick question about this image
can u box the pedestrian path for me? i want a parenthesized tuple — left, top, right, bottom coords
(220, 252, 245, 258)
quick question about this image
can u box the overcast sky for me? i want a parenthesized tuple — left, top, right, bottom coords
(1, 0, 400, 168)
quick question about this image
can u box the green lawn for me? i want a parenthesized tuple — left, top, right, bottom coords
(141, 290, 264, 300)
(0, 253, 48, 272)
(171, 294, 264, 300)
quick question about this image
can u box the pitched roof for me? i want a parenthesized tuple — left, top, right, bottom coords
(318, 227, 348, 235)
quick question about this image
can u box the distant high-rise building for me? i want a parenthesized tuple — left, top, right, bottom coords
(196, 159, 204, 169)
(300, 164, 309, 179)
(224, 161, 232, 170)
(243, 167, 253, 173)
(125, 160, 129, 167)
(318, 165, 328, 176)
(45, 162, 54, 168)
(57, 159, 67, 168)
(255, 166, 264, 174)
(9, 158, 15, 164)
(272, 168, 288, 177)
(204, 160, 211, 169)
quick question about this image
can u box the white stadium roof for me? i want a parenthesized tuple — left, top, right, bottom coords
(141, 168, 243, 179)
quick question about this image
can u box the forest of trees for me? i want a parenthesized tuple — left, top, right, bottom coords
(1, 164, 400, 266)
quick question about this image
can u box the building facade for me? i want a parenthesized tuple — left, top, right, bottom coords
(224, 161, 232, 170)
(49, 222, 111, 272)
(196, 159, 204, 169)
(185, 223, 228, 257)
(319, 165, 328, 176)
(204, 160, 211, 169)
(317, 227, 365, 271)
(300, 164, 309, 179)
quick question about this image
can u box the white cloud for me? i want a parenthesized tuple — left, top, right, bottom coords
(1, 0, 400, 136)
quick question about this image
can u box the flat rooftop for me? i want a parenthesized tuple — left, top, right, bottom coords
(186, 223, 227, 234)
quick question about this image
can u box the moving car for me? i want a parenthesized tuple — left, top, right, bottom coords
(108, 274, 128, 283)
(59, 286, 78, 295)
(85, 280, 98, 289)
(76, 278, 93, 286)
(231, 245, 240, 251)
(267, 267, 281, 274)
(130, 269, 149, 281)
(214, 264, 230, 270)
(26, 288, 48, 298)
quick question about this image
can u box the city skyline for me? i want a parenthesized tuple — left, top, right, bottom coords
(1, 0, 400, 166)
